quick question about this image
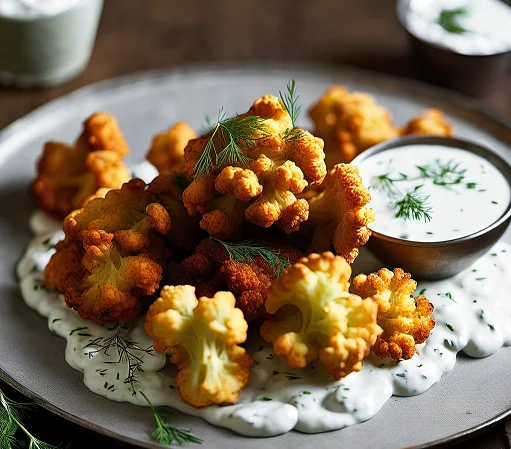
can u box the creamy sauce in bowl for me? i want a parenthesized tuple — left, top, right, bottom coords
(404, 0, 511, 56)
(16, 210, 511, 437)
(357, 145, 511, 242)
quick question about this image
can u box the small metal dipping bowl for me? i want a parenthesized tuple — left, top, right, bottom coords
(351, 136, 511, 280)
(396, 0, 511, 97)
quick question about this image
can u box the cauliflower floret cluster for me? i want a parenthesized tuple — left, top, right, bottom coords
(353, 268, 435, 360)
(30, 112, 131, 217)
(402, 109, 453, 137)
(309, 86, 399, 166)
(145, 285, 254, 407)
(182, 95, 326, 239)
(44, 179, 171, 325)
(179, 237, 302, 322)
(146, 122, 197, 174)
(306, 163, 375, 264)
(147, 173, 203, 255)
(261, 253, 381, 380)
(309, 87, 454, 167)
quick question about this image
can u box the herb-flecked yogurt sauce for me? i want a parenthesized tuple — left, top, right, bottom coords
(17, 210, 511, 437)
(405, 0, 511, 56)
(357, 145, 510, 242)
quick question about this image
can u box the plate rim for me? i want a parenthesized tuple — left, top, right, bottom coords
(1, 60, 510, 448)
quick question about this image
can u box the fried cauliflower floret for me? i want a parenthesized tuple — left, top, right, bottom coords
(77, 111, 129, 157)
(145, 285, 254, 408)
(353, 268, 435, 361)
(147, 173, 203, 255)
(146, 122, 197, 174)
(44, 179, 171, 325)
(307, 164, 375, 264)
(309, 86, 399, 166)
(179, 238, 302, 322)
(402, 109, 453, 137)
(261, 253, 381, 380)
(182, 95, 326, 239)
(30, 112, 131, 217)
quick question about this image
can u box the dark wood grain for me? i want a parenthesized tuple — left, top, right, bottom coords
(1, 1, 510, 448)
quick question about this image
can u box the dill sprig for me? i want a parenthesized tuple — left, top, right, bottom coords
(0, 388, 61, 449)
(417, 159, 466, 186)
(395, 186, 432, 222)
(280, 79, 305, 142)
(140, 391, 202, 446)
(438, 7, 470, 34)
(210, 237, 291, 277)
(83, 324, 155, 396)
(193, 108, 268, 178)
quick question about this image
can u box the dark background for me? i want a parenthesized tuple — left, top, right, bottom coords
(1, 0, 510, 447)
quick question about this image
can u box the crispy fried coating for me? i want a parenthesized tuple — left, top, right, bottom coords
(146, 122, 197, 174)
(402, 109, 453, 137)
(147, 173, 203, 255)
(145, 285, 254, 408)
(307, 163, 375, 263)
(353, 268, 435, 360)
(179, 238, 302, 322)
(182, 95, 326, 239)
(44, 179, 171, 325)
(309, 86, 399, 166)
(30, 112, 131, 218)
(261, 253, 381, 380)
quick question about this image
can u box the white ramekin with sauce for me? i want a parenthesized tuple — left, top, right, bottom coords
(0, 0, 103, 88)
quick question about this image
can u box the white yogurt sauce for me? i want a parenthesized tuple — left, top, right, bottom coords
(357, 145, 510, 242)
(17, 209, 511, 437)
(0, 0, 83, 18)
(405, 0, 511, 55)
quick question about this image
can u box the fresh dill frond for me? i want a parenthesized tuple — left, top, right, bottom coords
(83, 325, 155, 396)
(438, 7, 470, 34)
(210, 237, 291, 277)
(417, 160, 466, 186)
(280, 79, 301, 129)
(395, 186, 432, 222)
(280, 79, 306, 142)
(140, 391, 203, 445)
(0, 389, 61, 449)
(193, 109, 267, 178)
(371, 172, 408, 196)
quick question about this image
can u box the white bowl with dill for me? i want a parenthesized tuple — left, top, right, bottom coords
(352, 135, 511, 280)
(396, 0, 511, 96)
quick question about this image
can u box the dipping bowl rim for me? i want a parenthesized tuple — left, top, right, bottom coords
(396, 0, 511, 58)
(350, 134, 511, 248)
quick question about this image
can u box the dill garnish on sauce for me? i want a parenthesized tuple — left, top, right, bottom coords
(438, 7, 470, 34)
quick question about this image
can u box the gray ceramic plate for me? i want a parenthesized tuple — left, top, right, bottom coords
(0, 63, 510, 449)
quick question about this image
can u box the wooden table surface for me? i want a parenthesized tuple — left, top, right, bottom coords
(1, 0, 510, 448)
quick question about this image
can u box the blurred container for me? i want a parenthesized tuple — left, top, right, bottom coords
(0, 0, 103, 88)
(397, 0, 511, 97)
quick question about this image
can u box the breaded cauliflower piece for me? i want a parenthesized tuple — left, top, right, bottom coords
(261, 253, 381, 380)
(179, 238, 302, 322)
(402, 109, 453, 137)
(307, 163, 375, 264)
(145, 285, 254, 408)
(309, 86, 399, 166)
(353, 268, 435, 360)
(77, 111, 129, 157)
(147, 173, 203, 255)
(44, 179, 171, 324)
(182, 95, 326, 239)
(146, 122, 197, 174)
(30, 112, 131, 217)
